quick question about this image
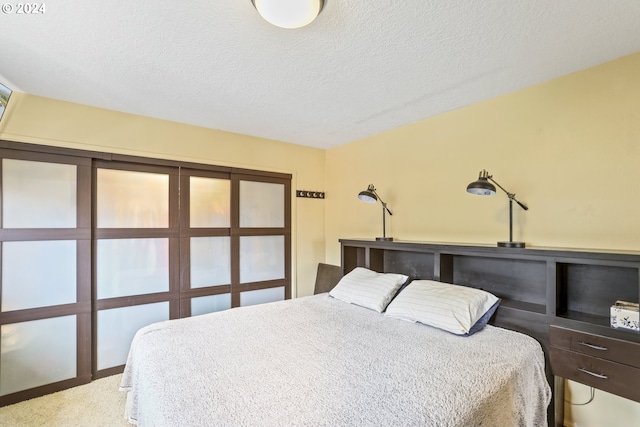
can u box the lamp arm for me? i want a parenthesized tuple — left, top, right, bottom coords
(488, 177, 528, 211)
(381, 201, 393, 216)
(372, 189, 393, 215)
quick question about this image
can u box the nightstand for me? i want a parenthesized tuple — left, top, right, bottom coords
(549, 325, 640, 426)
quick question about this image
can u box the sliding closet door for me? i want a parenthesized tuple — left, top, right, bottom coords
(93, 161, 179, 378)
(179, 168, 232, 316)
(179, 169, 291, 315)
(234, 174, 291, 307)
(0, 150, 91, 406)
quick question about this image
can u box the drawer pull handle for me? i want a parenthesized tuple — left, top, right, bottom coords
(578, 341, 608, 351)
(579, 368, 608, 379)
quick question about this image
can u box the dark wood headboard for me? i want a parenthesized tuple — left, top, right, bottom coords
(339, 239, 640, 426)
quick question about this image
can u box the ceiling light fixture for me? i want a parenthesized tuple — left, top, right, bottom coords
(251, 0, 324, 29)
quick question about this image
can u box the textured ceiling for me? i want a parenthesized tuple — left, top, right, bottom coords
(1, 1, 639, 149)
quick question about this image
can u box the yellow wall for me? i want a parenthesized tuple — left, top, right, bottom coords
(0, 92, 327, 297)
(325, 53, 640, 260)
(325, 52, 640, 427)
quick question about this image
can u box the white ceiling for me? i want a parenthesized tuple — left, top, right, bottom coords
(1, 1, 639, 149)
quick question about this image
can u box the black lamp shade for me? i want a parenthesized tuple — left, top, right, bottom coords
(466, 178, 496, 196)
(358, 189, 377, 203)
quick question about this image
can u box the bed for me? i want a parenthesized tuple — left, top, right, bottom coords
(120, 268, 551, 427)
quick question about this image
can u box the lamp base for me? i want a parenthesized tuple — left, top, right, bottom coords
(498, 241, 525, 248)
(376, 237, 394, 241)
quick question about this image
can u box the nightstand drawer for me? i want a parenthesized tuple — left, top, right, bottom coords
(550, 325, 640, 368)
(549, 347, 640, 402)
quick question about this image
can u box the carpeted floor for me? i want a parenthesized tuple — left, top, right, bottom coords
(0, 374, 129, 427)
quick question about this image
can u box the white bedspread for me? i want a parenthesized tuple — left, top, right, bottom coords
(120, 293, 551, 426)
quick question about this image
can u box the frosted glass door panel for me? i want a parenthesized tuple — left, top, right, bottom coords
(1, 316, 76, 396)
(190, 237, 230, 288)
(1, 240, 76, 312)
(96, 169, 169, 228)
(191, 294, 231, 316)
(240, 287, 284, 307)
(190, 177, 230, 228)
(239, 236, 284, 283)
(2, 159, 77, 228)
(96, 302, 168, 370)
(239, 181, 284, 227)
(96, 238, 169, 299)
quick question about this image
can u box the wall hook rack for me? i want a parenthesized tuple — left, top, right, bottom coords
(296, 190, 325, 199)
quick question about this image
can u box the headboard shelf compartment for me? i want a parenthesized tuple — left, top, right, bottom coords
(556, 262, 638, 328)
(450, 255, 547, 315)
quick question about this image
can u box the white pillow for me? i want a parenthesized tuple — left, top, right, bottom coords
(384, 280, 500, 335)
(329, 267, 408, 313)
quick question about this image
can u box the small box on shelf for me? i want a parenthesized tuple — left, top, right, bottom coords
(610, 301, 639, 332)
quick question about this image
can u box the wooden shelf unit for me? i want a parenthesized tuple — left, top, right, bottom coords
(340, 239, 640, 426)
(341, 239, 640, 339)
